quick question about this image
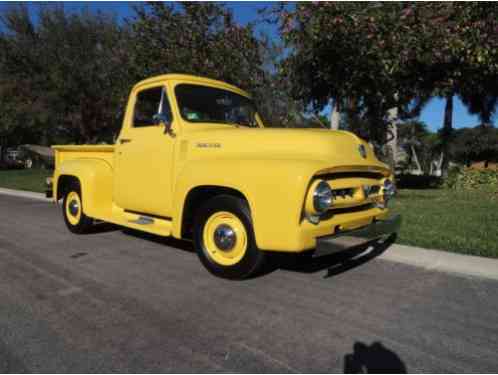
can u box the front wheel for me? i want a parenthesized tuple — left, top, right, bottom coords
(193, 195, 266, 280)
(62, 183, 93, 234)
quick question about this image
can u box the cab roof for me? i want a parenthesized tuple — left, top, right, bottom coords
(133, 74, 251, 98)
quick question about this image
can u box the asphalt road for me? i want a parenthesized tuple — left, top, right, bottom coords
(1, 194, 497, 373)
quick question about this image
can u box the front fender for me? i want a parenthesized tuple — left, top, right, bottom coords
(55, 158, 113, 219)
(172, 159, 329, 251)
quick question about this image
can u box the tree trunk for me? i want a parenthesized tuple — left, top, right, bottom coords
(411, 145, 423, 175)
(434, 151, 444, 177)
(441, 94, 454, 175)
(330, 98, 340, 130)
(387, 105, 398, 170)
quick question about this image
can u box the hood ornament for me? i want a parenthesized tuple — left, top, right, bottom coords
(358, 144, 367, 158)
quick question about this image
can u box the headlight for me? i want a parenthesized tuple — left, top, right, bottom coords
(305, 179, 333, 216)
(314, 181, 333, 212)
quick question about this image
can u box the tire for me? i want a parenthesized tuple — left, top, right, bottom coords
(62, 182, 93, 234)
(193, 195, 266, 280)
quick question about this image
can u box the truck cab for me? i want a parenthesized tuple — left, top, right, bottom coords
(51, 74, 400, 279)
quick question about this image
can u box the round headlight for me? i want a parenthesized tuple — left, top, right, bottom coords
(313, 180, 333, 213)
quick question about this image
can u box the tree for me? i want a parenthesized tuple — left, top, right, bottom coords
(407, 3, 498, 171)
(130, 3, 267, 100)
(272, 3, 498, 170)
(272, 2, 430, 167)
(449, 126, 498, 165)
(0, 4, 133, 144)
(397, 121, 440, 175)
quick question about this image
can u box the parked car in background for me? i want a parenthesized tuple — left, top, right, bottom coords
(0, 148, 25, 170)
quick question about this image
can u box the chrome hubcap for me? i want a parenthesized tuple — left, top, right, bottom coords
(68, 200, 79, 217)
(213, 224, 236, 251)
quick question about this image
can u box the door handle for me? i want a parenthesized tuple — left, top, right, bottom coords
(120, 138, 132, 144)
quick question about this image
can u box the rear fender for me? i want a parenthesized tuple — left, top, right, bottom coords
(55, 159, 113, 219)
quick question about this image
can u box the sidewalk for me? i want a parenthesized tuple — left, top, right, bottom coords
(380, 243, 498, 281)
(0, 187, 48, 201)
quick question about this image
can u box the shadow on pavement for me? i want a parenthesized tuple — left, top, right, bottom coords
(122, 228, 195, 253)
(273, 234, 396, 278)
(343, 341, 407, 373)
(93, 220, 395, 279)
(83, 221, 121, 234)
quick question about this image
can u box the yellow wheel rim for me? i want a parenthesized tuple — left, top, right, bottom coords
(202, 211, 248, 266)
(65, 191, 82, 226)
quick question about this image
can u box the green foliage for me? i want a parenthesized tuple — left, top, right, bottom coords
(0, 4, 133, 144)
(444, 167, 498, 192)
(272, 3, 498, 145)
(130, 3, 267, 102)
(397, 120, 440, 174)
(0, 3, 271, 146)
(1, 2, 496, 151)
(448, 126, 498, 165)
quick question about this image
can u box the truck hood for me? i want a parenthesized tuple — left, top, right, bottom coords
(185, 126, 389, 172)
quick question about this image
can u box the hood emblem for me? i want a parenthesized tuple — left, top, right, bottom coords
(358, 144, 367, 158)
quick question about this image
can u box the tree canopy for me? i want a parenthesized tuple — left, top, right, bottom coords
(273, 2, 498, 145)
(0, 2, 271, 146)
(0, 2, 496, 173)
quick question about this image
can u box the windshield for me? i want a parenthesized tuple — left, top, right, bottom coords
(175, 84, 259, 127)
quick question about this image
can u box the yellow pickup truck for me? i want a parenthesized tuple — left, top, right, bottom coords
(49, 74, 400, 279)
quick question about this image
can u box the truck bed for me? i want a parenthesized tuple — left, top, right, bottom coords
(52, 145, 115, 170)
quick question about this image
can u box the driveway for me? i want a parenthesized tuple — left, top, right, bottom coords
(0, 194, 497, 372)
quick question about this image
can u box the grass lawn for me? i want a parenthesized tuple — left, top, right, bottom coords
(0, 169, 52, 193)
(393, 189, 498, 258)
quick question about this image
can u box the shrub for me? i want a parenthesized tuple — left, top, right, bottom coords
(444, 168, 498, 192)
(396, 174, 443, 189)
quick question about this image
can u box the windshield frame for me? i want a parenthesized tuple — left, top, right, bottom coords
(174, 83, 262, 128)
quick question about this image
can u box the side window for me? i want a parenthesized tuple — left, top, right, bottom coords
(133, 86, 172, 127)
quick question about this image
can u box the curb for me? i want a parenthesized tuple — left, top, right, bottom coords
(0, 187, 49, 201)
(380, 243, 498, 281)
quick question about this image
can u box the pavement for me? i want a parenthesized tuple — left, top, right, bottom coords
(0, 192, 498, 372)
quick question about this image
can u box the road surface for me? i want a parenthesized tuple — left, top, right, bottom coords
(0, 194, 497, 373)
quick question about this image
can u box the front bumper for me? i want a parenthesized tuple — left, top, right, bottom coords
(314, 214, 401, 257)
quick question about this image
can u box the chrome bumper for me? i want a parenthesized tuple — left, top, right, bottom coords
(314, 214, 402, 257)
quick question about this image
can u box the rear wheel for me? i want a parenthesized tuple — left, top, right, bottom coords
(193, 195, 266, 279)
(62, 182, 93, 234)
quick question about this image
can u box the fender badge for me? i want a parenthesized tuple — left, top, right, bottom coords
(196, 142, 221, 148)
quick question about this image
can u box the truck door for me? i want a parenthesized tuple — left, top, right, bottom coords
(114, 84, 176, 217)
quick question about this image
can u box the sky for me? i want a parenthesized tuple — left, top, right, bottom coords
(3, 1, 494, 131)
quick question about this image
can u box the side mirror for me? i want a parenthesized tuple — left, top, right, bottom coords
(152, 113, 174, 136)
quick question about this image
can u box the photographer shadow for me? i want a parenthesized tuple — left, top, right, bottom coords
(344, 341, 407, 373)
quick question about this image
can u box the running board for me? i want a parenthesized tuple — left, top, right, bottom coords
(105, 205, 173, 237)
(129, 216, 155, 225)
